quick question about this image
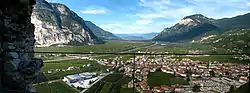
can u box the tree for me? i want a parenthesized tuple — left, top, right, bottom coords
(89, 80, 92, 85)
(227, 85, 235, 93)
(209, 70, 216, 77)
(192, 84, 201, 92)
(185, 68, 192, 80)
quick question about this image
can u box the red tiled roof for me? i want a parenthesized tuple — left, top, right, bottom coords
(143, 90, 153, 93)
(161, 85, 172, 90)
(153, 86, 164, 93)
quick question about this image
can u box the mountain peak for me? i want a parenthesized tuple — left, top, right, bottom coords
(183, 14, 206, 19)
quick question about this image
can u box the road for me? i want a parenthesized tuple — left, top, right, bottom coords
(32, 79, 61, 86)
(43, 57, 77, 62)
(123, 42, 157, 52)
(80, 73, 110, 93)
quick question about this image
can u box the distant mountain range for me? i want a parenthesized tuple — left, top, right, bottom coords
(84, 21, 120, 40)
(32, 0, 118, 47)
(116, 32, 158, 40)
(153, 13, 250, 42)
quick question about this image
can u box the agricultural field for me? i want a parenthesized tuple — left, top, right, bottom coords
(85, 74, 133, 93)
(174, 55, 249, 64)
(35, 41, 153, 53)
(147, 70, 189, 87)
(34, 81, 78, 93)
(37, 59, 110, 82)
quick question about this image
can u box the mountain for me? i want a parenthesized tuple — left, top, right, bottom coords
(201, 28, 250, 54)
(153, 13, 250, 42)
(31, 0, 103, 47)
(84, 21, 120, 40)
(116, 32, 158, 40)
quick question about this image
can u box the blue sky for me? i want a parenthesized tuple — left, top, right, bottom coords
(47, 0, 250, 34)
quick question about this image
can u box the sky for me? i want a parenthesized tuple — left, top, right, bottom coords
(47, 0, 250, 34)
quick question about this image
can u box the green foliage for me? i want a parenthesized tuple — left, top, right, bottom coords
(35, 41, 152, 52)
(100, 82, 113, 93)
(39, 59, 109, 82)
(192, 84, 201, 92)
(147, 70, 188, 87)
(235, 82, 249, 93)
(34, 81, 78, 93)
(203, 29, 250, 54)
(102, 74, 123, 82)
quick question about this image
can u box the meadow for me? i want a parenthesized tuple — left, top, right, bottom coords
(35, 41, 153, 53)
(147, 70, 189, 87)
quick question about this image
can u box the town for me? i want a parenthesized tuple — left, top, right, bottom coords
(52, 53, 250, 93)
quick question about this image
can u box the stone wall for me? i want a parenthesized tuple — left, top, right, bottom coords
(0, 0, 43, 93)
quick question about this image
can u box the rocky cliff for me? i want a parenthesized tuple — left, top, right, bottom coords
(0, 0, 43, 92)
(32, 0, 103, 47)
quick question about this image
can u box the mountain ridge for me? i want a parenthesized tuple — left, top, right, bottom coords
(153, 13, 250, 42)
(84, 21, 120, 40)
(116, 32, 158, 40)
(32, 0, 106, 47)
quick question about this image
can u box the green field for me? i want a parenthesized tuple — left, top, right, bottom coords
(174, 55, 249, 64)
(147, 70, 188, 87)
(85, 74, 133, 93)
(38, 59, 110, 82)
(35, 41, 153, 52)
(34, 81, 78, 93)
(236, 82, 249, 93)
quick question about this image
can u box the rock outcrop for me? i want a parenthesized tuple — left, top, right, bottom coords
(32, 0, 103, 47)
(153, 14, 218, 42)
(0, 0, 43, 92)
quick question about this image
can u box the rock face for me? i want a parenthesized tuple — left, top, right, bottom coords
(153, 14, 218, 42)
(0, 0, 43, 92)
(84, 21, 119, 40)
(153, 13, 250, 42)
(32, 0, 103, 47)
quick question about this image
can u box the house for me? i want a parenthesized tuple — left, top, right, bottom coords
(153, 86, 164, 93)
(161, 85, 172, 92)
(143, 90, 153, 93)
(239, 76, 248, 83)
(138, 81, 150, 90)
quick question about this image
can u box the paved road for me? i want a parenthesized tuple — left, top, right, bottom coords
(80, 73, 110, 93)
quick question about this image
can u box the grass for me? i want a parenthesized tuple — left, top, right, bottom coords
(42, 59, 101, 72)
(35, 41, 153, 53)
(147, 70, 188, 87)
(102, 74, 124, 82)
(175, 55, 249, 64)
(38, 59, 110, 82)
(86, 74, 133, 93)
(236, 82, 249, 93)
(100, 82, 112, 93)
(34, 81, 78, 93)
(120, 88, 138, 93)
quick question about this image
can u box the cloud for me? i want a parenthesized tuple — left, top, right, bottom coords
(135, 13, 165, 19)
(136, 19, 152, 25)
(80, 7, 110, 14)
(100, 22, 168, 34)
(136, 0, 250, 22)
(248, 2, 250, 7)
